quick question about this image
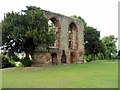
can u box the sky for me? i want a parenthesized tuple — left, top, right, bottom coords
(0, 0, 119, 49)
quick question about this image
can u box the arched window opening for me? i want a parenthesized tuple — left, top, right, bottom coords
(68, 22, 78, 50)
(48, 17, 61, 48)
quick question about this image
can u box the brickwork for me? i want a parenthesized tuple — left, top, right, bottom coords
(34, 52, 47, 64)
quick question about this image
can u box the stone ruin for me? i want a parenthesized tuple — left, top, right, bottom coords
(33, 10, 84, 65)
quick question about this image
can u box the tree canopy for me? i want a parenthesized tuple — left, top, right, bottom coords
(102, 35, 117, 59)
(84, 26, 105, 56)
(2, 6, 55, 59)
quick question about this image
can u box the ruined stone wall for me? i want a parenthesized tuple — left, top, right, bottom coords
(35, 10, 85, 64)
(34, 51, 47, 64)
(33, 51, 52, 65)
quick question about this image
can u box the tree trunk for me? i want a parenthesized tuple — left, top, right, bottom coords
(25, 52, 29, 58)
(30, 52, 34, 61)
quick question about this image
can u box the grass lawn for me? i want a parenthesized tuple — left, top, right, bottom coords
(2, 60, 118, 88)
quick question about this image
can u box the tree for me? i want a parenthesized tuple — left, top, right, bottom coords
(102, 35, 117, 59)
(117, 50, 120, 59)
(2, 6, 55, 61)
(84, 26, 105, 59)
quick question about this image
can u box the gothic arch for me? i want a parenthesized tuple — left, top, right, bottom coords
(49, 17, 61, 29)
(68, 22, 78, 50)
(48, 17, 61, 48)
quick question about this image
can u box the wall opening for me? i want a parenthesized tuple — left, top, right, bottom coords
(68, 22, 78, 50)
(71, 52, 75, 63)
(51, 53, 58, 65)
(68, 22, 78, 63)
(48, 17, 61, 48)
(61, 50, 66, 63)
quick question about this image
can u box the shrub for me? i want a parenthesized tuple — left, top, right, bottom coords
(7, 54, 20, 62)
(1, 55, 15, 68)
(13, 55, 20, 61)
(15, 62, 24, 67)
(20, 57, 33, 67)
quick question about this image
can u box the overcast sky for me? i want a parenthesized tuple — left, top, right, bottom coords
(0, 0, 119, 49)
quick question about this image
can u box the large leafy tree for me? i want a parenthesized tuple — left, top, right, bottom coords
(84, 26, 105, 56)
(102, 35, 117, 59)
(2, 6, 55, 60)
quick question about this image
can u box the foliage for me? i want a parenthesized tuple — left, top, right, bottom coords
(83, 25, 105, 61)
(7, 53, 20, 61)
(12, 54, 20, 61)
(84, 26, 105, 57)
(1, 54, 15, 68)
(102, 35, 117, 59)
(117, 50, 120, 56)
(2, 6, 55, 60)
(97, 53, 104, 60)
(2, 55, 10, 68)
(116, 50, 120, 59)
(70, 15, 87, 28)
(20, 57, 33, 67)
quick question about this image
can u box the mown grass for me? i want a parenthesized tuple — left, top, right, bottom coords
(2, 60, 118, 88)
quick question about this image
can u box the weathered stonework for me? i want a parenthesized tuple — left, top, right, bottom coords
(33, 10, 84, 65)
